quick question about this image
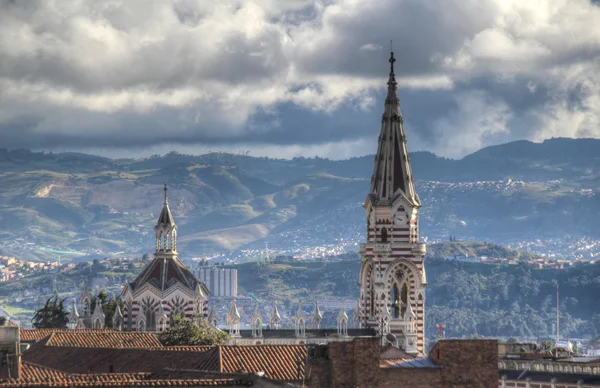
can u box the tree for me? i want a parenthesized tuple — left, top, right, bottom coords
(158, 316, 230, 346)
(32, 296, 69, 329)
(541, 340, 554, 354)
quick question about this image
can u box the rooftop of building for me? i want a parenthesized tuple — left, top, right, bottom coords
(0, 361, 260, 387)
(20, 328, 162, 348)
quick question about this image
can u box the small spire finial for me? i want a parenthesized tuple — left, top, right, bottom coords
(163, 183, 168, 203)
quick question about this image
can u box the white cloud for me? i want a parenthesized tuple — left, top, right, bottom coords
(0, 0, 598, 158)
(430, 90, 512, 158)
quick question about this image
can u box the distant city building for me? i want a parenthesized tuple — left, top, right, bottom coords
(195, 266, 238, 297)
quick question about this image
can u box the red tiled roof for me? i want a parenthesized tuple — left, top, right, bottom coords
(23, 345, 219, 374)
(23, 340, 307, 381)
(0, 362, 251, 387)
(219, 345, 308, 381)
(19, 328, 115, 342)
(45, 331, 162, 348)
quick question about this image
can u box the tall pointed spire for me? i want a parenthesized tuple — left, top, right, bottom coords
(370, 50, 420, 206)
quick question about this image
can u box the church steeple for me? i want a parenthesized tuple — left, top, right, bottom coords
(370, 51, 420, 206)
(155, 184, 177, 253)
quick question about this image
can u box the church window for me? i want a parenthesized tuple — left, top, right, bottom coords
(381, 227, 388, 243)
(401, 283, 408, 317)
(145, 307, 156, 331)
(390, 268, 409, 319)
(391, 283, 400, 318)
(170, 305, 184, 326)
(370, 287, 375, 317)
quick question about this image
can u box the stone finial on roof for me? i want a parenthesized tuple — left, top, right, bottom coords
(228, 299, 241, 322)
(112, 304, 123, 331)
(269, 301, 281, 330)
(311, 300, 322, 329)
(227, 300, 241, 338)
(91, 298, 106, 329)
(337, 302, 348, 337)
(295, 301, 305, 321)
(294, 301, 305, 338)
(68, 299, 79, 328)
(208, 304, 218, 327)
(337, 302, 348, 322)
(251, 302, 263, 338)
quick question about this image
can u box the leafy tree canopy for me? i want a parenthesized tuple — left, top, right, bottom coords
(32, 296, 69, 329)
(158, 316, 230, 346)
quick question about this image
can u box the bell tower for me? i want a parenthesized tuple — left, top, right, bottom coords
(155, 184, 177, 255)
(358, 50, 427, 356)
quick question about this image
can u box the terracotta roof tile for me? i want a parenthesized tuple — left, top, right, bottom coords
(219, 345, 307, 381)
(45, 331, 162, 348)
(0, 363, 251, 387)
(22, 340, 306, 382)
(23, 346, 220, 374)
(20, 329, 116, 342)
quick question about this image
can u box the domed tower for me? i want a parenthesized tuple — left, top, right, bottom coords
(121, 185, 209, 331)
(358, 51, 427, 356)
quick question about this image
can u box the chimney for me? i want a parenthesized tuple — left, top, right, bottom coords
(0, 325, 21, 379)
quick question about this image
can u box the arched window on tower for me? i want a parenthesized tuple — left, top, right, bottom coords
(370, 287, 375, 317)
(401, 283, 408, 317)
(391, 283, 400, 318)
(381, 227, 388, 243)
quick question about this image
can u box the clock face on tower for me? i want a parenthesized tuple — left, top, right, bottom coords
(394, 211, 408, 225)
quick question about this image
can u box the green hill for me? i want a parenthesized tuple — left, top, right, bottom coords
(1, 138, 600, 259)
(227, 253, 600, 339)
(426, 242, 541, 261)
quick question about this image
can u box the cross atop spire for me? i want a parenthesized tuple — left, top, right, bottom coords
(389, 50, 396, 75)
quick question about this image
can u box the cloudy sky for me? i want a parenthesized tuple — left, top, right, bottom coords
(1, 0, 599, 159)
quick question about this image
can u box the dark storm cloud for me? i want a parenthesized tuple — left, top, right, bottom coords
(0, 0, 599, 158)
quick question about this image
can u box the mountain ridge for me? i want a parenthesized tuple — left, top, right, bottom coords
(0, 137, 599, 259)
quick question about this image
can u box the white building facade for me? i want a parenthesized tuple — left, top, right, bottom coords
(358, 51, 427, 356)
